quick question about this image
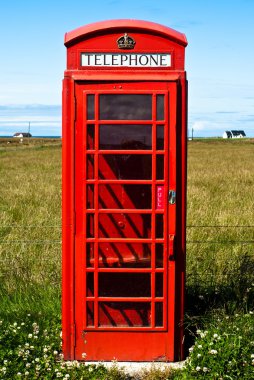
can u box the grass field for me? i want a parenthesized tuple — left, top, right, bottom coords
(0, 138, 254, 379)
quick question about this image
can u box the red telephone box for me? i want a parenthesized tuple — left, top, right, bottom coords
(62, 19, 187, 362)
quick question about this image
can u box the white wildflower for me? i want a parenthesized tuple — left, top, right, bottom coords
(196, 366, 201, 371)
(210, 349, 218, 355)
(82, 352, 87, 358)
(251, 354, 254, 358)
(198, 345, 202, 349)
(197, 353, 202, 358)
(28, 334, 32, 338)
(203, 367, 208, 372)
(213, 333, 218, 338)
(53, 350, 58, 355)
(25, 371, 29, 376)
(189, 346, 194, 352)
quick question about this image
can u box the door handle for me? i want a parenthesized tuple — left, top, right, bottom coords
(168, 190, 176, 204)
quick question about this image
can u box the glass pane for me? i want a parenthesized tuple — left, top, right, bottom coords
(87, 155, 94, 179)
(98, 273, 151, 297)
(99, 94, 152, 120)
(99, 124, 152, 150)
(86, 185, 94, 209)
(156, 214, 164, 238)
(98, 213, 151, 239)
(87, 124, 95, 149)
(87, 95, 95, 120)
(87, 302, 94, 326)
(155, 244, 164, 268)
(156, 125, 164, 150)
(86, 243, 94, 267)
(98, 302, 151, 327)
(156, 155, 164, 180)
(155, 303, 163, 327)
(98, 184, 152, 209)
(99, 154, 152, 180)
(155, 273, 163, 297)
(86, 272, 94, 297)
(98, 243, 151, 267)
(156, 95, 164, 120)
(86, 214, 94, 238)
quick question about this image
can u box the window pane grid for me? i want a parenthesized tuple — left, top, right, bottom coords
(84, 91, 167, 330)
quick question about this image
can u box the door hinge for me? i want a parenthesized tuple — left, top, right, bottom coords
(74, 95, 77, 122)
(169, 234, 175, 261)
(72, 323, 76, 348)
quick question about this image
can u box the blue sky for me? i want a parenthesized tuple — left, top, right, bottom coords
(0, 0, 253, 137)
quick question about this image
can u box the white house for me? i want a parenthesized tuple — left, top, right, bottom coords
(13, 132, 32, 138)
(223, 130, 246, 139)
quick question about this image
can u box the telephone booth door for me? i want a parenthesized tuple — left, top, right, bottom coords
(74, 80, 178, 361)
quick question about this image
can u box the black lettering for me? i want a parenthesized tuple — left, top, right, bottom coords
(160, 54, 168, 66)
(83, 53, 92, 66)
(112, 55, 118, 65)
(103, 54, 110, 65)
(129, 55, 138, 65)
(95, 54, 102, 65)
(149, 55, 159, 66)
(120, 54, 128, 65)
(139, 55, 149, 66)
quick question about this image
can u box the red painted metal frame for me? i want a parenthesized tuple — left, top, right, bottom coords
(62, 19, 188, 362)
(82, 88, 168, 335)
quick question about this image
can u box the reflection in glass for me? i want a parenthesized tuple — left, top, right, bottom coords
(155, 244, 164, 268)
(98, 184, 152, 209)
(99, 124, 152, 150)
(155, 303, 163, 327)
(87, 124, 95, 149)
(86, 272, 94, 297)
(156, 95, 164, 120)
(87, 155, 94, 179)
(99, 154, 152, 180)
(156, 214, 164, 238)
(99, 94, 152, 120)
(87, 95, 95, 120)
(98, 302, 151, 327)
(98, 243, 151, 267)
(87, 302, 94, 326)
(156, 125, 164, 150)
(98, 213, 151, 239)
(86, 214, 94, 238)
(156, 155, 164, 179)
(86, 185, 94, 209)
(98, 273, 151, 297)
(155, 273, 163, 297)
(86, 243, 94, 267)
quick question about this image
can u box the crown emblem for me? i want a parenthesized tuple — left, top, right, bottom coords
(117, 33, 136, 49)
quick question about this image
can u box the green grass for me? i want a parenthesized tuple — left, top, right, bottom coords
(0, 138, 254, 379)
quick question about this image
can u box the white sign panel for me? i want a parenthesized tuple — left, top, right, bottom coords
(81, 53, 171, 68)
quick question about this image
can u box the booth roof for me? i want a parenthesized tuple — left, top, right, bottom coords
(64, 19, 188, 47)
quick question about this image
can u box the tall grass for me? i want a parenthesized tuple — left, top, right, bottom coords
(0, 138, 254, 378)
(0, 140, 61, 317)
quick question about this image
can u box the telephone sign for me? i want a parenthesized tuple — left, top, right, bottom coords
(62, 19, 188, 362)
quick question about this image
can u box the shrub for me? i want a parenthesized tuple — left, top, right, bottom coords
(183, 312, 254, 379)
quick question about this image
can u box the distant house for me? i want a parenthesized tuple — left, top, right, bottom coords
(13, 132, 32, 138)
(222, 130, 246, 139)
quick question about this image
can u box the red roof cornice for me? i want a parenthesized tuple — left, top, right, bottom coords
(64, 19, 188, 47)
